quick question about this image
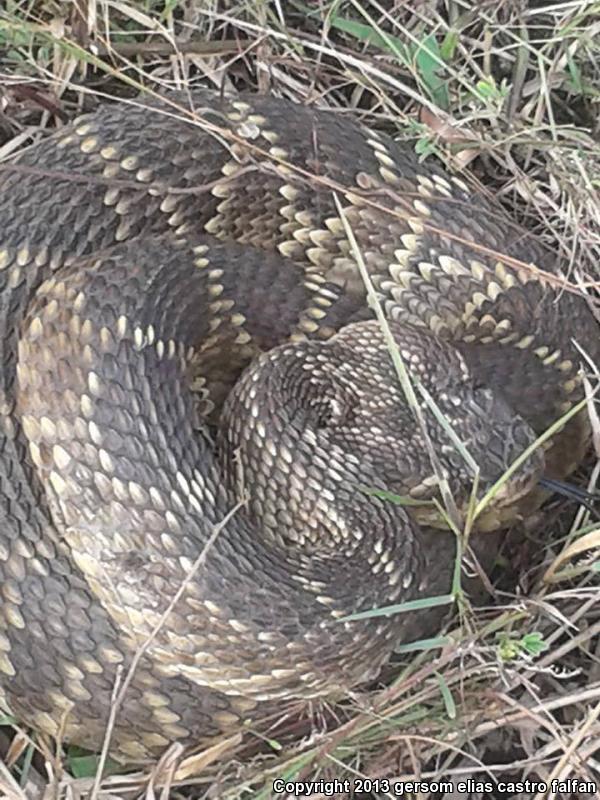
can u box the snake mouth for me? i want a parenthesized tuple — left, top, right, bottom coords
(473, 469, 541, 532)
(488, 466, 541, 508)
(404, 460, 543, 534)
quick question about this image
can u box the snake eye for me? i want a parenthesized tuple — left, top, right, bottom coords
(320, 397, 344, 427)
(313, 395, 353, 428)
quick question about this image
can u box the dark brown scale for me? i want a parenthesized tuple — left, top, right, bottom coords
(0, 89, 596, 762)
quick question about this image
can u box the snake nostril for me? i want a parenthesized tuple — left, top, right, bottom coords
(473, 385, 494, 411)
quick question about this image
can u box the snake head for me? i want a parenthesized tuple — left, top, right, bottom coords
(293, 319, 545, 534)
(223, 318, 544, 540)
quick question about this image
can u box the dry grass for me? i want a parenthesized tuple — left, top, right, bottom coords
(1, 1, 600, 798)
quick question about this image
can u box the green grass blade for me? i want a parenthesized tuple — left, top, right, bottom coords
(340, 593, 454, 622)
(395, 636, 450, 653)
(435, 671, 457, 719)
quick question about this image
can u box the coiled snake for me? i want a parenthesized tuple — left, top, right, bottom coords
(0, 89, 597, 760)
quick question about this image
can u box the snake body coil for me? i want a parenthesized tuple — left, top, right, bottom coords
(0, 90, 596, 760)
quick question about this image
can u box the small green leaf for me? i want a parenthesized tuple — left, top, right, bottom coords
(476, 78, 497, 99)
(497, 635, 520, 661)
(474, 76, 509, 104)
(330, 17, 449, 107)
(496, 631, 548, 661)
(440, 30, 458, 61)
(69, 755, 102, 779)
(414, 34, 450, 109)
(521, 632, 549, 656)
(330, 16, 410, 64)
(266, 737, 282, 751)
(67, 751, 120, 779)
(566, 55, 583, 94)
(414, 136, 437, 160)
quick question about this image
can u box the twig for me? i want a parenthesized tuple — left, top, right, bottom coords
(90, 499, 244, 799)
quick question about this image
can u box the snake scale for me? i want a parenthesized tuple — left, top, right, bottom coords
(0, 89, 597, 761)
